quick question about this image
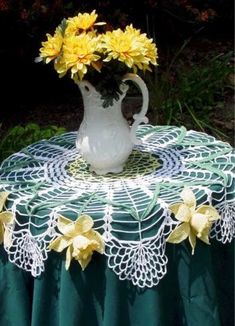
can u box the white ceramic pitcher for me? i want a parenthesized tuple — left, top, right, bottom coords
(76, 73, 149, 175)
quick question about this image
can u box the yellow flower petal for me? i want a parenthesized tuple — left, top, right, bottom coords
(49, 213, 104, 271)
(181, 187, 196, 210)
(169, 203, 181, 216)
(196, 205, 220, 221)
(57, 216, 78, 237)
(66, 10, 101, 34)
(101, 25, 157, 70)
(188, 230, 197, 254)
(166, 222, 190, 244)
(39, 27, 63, 62)
(190, 213, 210, 237)
(0, 211, 14, 224)
(199, 233, 210, 245)
(72, 235, 91, 252)
(62, 33, 100, 81)
(0, 193, 14, 246)
(4, 227, 12, 247)
(94, 22, 106, 26)
(72, 235, 95, 270)
(57, 215, 72, 225)
(198, 227, 211, 245)
(77, 254, 92, 271)
(0, 224, 4, 244)
(86, 229, 105, 254)
(0, 192, 9, 211)
(173, 204, 191, 222)
(71, 231, 104, 270)
(167, 188, 220, 253)
(48, 235, 71, 252)
(65, 246, 73, 270)
(74, 214, 94, 234)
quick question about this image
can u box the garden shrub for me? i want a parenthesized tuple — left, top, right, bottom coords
(147, 50, 234, 137)
(0, 123, 66, 162)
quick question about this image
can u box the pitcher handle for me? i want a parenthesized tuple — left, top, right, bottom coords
(122, 73, 149, 145)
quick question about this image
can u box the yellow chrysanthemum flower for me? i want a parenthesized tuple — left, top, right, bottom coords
(37, 11, 158, 88)
(65, 9, 105, 36)
(39, 27, 63, 63)
(102, 25, 157, 72)
(125, 25, 158, 71)
(54, 57, 68, 78)
(145, 41, 158, 66)
(102, 28, 141, 68)
(59, 33, 101, 80)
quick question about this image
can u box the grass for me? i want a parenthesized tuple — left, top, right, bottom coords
(147, 47, 234, 139)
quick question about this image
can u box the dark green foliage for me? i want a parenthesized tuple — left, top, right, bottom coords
(87, 61, 130, 108)
(148, 50, 234, 137)
(176, 52, 233, 111)
(0, 123, 66, 162)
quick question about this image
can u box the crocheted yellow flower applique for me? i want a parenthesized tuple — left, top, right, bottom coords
(0, 192, 14, 245)
(48, 214, 105, 270)
(166, 187, 220, 254)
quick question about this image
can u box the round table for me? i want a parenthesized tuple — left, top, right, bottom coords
(0, 125, 234, 326)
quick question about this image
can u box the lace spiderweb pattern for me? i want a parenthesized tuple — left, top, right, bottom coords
(0, 125, 234, 287)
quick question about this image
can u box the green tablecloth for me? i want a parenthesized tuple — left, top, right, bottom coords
(0, 243, 234, 326)
(0, 125, 234, 326)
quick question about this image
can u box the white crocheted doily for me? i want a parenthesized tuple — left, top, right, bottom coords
(0, 125, 234, 288)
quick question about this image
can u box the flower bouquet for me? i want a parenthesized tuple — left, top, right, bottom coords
(36, 10, 158, 107)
